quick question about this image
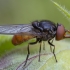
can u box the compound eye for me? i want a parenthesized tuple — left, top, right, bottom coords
(56, 24, 65, 40)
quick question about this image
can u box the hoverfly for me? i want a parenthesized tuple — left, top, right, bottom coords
(0, 20, 70, 66)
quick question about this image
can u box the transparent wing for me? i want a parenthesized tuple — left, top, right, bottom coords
(0, 24, 41, 36)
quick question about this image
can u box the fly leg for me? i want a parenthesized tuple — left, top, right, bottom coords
(48, 40, 57, 62)
(38, 39, 42, 62)
(43, 41, 45, 50)
(24, 38, 39, 66)
(38, 42, 42, 61)
(24, 44, 30, 66)
(29, 38, 42, 62)
(50, 39, 53, 52)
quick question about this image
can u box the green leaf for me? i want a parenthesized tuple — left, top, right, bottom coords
(0, 40, 70, 70)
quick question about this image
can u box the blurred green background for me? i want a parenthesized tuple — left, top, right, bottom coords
(0, 0, 70, 26)
(0, 0, 70, 69)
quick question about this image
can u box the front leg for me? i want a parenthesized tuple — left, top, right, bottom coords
(48, 40, 57, 62)
(50, 39, 53, 52)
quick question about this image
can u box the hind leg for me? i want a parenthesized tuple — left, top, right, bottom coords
(24, 38, 39, 66)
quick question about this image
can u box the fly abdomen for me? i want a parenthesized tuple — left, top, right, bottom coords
(12, 34, 34, 45)
(12, 35, 24, 45)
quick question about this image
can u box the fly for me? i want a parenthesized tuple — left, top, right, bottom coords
(0, 20, 70, 66)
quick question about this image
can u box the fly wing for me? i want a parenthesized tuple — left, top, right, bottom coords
(0, 24, 41, 37)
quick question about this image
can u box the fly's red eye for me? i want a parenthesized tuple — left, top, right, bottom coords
(56, 24, 65, 40)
